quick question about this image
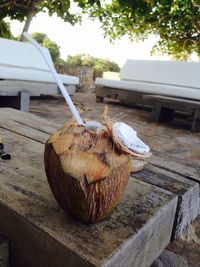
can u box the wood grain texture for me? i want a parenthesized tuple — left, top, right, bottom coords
(0, 80, 75, 96)
(0, 120, 177, 267)
(0, 108, 60, 134)
(132, 164, 199, 239)
(149, 154, 200, 183)
(0, 108, 199, 266)
(95, 86, 151, 106)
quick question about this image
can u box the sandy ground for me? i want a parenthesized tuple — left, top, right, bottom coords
(30, 93, 200, 267)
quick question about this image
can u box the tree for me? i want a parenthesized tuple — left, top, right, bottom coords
(0, 20, 13, 39)
(66, 54, 120, 75)
(83, 0, 200, 60)
(1, 1, 199, 59)
(31, 32, 47, 44)
(30, 32, 61, 63)
(42, 38, 61, 63)
(0, 0, 81, 41)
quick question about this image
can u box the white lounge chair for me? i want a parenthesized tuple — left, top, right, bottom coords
(0, 37, 79, 111)
(95, 59, 200, 131)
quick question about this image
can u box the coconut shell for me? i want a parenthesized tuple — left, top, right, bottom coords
(131, 159, 147, 173)
(44, 123, 132, 223)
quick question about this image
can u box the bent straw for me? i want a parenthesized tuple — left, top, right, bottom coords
(23, 32, 84, 125)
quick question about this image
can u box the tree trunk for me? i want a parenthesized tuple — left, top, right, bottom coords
(20, 10, 36, 42)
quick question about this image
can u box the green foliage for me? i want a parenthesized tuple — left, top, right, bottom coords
(66, 54, 120, 73)
(31, 32, 61, 63)
(84, 0, 200, 59)
(1, 1, 199, 59)
(0, 20, 13, 39)
(67, 54, 84, 67)
(0, 0, 34, 21)
(31, 32, 60, 63)
(0, 0, 81, 24)
(42, 38, 61, 63)
(31, 32, 47, 44)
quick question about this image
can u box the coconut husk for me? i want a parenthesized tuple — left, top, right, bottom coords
(44, 122, 132, 223)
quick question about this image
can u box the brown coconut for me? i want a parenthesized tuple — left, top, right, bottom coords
(44, 122, 132, 224)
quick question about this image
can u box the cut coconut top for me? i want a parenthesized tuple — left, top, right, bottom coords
(113, 122, 150, 155)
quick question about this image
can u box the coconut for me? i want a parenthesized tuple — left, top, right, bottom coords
(111, 122, 151, 173)
(44, 122, 132, 224)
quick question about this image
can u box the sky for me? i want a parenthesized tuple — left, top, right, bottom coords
(7, 11, 170, 67)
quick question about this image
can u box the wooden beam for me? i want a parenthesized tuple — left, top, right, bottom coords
(152, 104, 174, 122)
(132, 164, 199, 239)
(95, 86, 151, 106)
(0, 91, 30, 112)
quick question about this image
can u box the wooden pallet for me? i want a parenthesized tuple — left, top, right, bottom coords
(95, 85, 151, 106)
(96, 86, 200, 131)
(143, 95, 200, 132)
(0, 108, 199, 267)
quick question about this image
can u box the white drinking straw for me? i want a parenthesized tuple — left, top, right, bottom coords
(23, 32, 84, 125)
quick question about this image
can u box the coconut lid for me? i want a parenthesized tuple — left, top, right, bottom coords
(112, 122, 150, 157)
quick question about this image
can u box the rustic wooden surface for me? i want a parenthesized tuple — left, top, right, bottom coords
(0, 108, 178, 267)
(1, 107, 199, 237)
(1, 105, 200, 239)
(0, 93, 200, 266)
(133, 164, 199, 239)
(29, 93, 200, 266)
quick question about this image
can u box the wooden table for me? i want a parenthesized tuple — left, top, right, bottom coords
(0, 108, 199, 267)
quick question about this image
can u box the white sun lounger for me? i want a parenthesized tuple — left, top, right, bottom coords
(95, 59, 200, 131)
(0, 37, 79, 111)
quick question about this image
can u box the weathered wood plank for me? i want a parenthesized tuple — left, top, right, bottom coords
(151, 104, 174, 122)
(1, 108, 199, 244)
(0, 108, 61, 134)
(143, 95, 200, 113)
(0, 234, 9, 267)
(132, 164, 200, 239)
(0, 127, 177, 267)
(0, 115, 49, 144)
(149, 154, 200, 184)
(151, 249, 189, 267)
(0, 80, 75, 96)
(95, 86, 151, 106)
(1, 109, 199, 180)
(1, 108, 199, 187)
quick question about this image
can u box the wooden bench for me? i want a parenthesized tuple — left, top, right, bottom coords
(0, 37, 79, 112)
(95, 60, 200, 130)
(143, 95, 200, 131)
(0, 108, 199, 267)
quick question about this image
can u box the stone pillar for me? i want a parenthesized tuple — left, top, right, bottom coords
(67, 67, 94, 93)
